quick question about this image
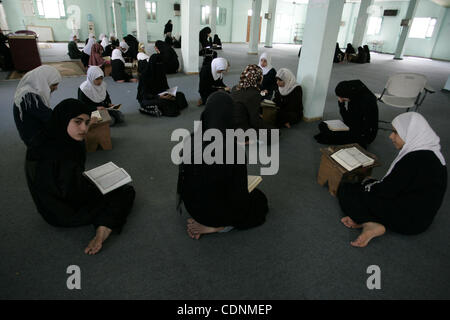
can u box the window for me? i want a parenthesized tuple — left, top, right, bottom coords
(125, 1, 136, 20)
(145, 1, 157, 21)
(367, 16, 382, 35)
(201, 5, 210, 25)
(409, 17, 437, 39)
(201, 6, 226, 25)
(36, 0, 65, 19)
(217, 7, 226, 25)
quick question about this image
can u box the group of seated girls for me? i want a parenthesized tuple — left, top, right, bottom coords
(334, 43, 371, 64)
(198, 51, 303, 130)
(13, 46, 447, 253)
(12, 65, 136, 255)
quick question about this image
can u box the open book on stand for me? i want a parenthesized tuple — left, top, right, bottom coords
(331, 147, 374, 171)
(84, 162, 132, 194)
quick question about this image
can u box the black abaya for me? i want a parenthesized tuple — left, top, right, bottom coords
(315, 80, 378, 148)
(177, 91, 268, 229)
(198, 62, 226, 105)
(338, 150, 447, 235)
(25, 99, 135, 232)
(273, 86, 303, 127)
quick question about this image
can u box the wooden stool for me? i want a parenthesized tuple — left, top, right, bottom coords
(261, 102, 279, 127)
(85, 109, 112, 152)
(317, 143, 380, 196)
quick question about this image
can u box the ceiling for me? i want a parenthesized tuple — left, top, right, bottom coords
(431, 0, 450, 7)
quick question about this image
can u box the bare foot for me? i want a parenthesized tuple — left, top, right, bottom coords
(284, 123, 291, 129)
(186, 219, 224, 240)
(130, 78, 138, 83)
(351, 222, 386, 248)
(197, 99, 203, 107)
(84, 226, 112, 255)
(116, 80, 125, 83)
(341, 216, 363, 229)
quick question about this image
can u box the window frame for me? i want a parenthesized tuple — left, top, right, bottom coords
(35, 0, 66, 19)
(366, 16, 383, 36)
(409, 17, 437, 39)
(145, 0, 157, 23)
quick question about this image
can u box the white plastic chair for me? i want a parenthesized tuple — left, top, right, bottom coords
(376, 73, 435, 113)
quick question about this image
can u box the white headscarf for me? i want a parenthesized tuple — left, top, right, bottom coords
(100, 36, 109, 49)
(80, 66, 107, 103)
(83, 37, 95, 55)
(120, 41, 129, 53)
(137, 52, 150, 61)
(259, 52, 273, 76)
(111, 48, 125, 64)
(14, 65, 62, 120)
(385, 112, 445, 178)
(211, 57, 228, 81)
(276, 68, 300, 96)
(99, 33, 106, 41)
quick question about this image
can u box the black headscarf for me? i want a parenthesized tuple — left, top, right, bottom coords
(213, 34, 221, 46)
(363, 45, 371, 63)
(335, 80, 375, 101)
(137, 52, 169, 98)
(155, 40, 168, 55)
(201, 91, 234, 134)
(27, 99, 93, 164)
(199, 27, 212, 48)
(345, 43, 356, 54)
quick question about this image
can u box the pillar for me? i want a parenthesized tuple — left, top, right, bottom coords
(352, 0, 372, 48)
(248, 0, 262, 55)
(112, 0, 123, 40)
(394, 0, 419, 60)
(297, 0, 345, 120)
(264, 0, 277, 48)
(210, 0, 217, 36)
(135, 0, 148, 49)
(181, 0, 201, 74)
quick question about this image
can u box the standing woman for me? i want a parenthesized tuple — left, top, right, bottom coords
(198, 57, 229, 106)
(337, 112, 447, 247)
(199, 26, 212, 55)
(25, 99, 135, 255)
(155, 40, 179, 74)
(111, 48, 137, 82)
(81, 35, 95, 68)
(314, 80, 378, 148)
(273, 68, 303, 128)
(258, 52, 277, 99)
(177, 91, 269, 239)
(137, 52, 187, 117)
(13, 65, 62, 146)
(164, 20, 173, 38)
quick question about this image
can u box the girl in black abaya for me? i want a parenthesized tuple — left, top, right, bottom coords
(199, 27, 212, 55)
(25, 99, 135, 255)
(314, 80, 378, 148)
(137, 52, 187, 117)
(155, 40, 179, 74)
(177, 91, 269, 239)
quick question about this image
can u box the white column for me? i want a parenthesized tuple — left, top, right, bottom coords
(181, 0, 201, 74)
(264, 0, 277, 48)
(210, 0, 217, 36)
(112, 0, 123, 40)
(248, 0, 262, 55)
(297, 0, 345, 120)
(394, 0, 419, 60)
(352, 0, 372, 48)
(135, 0, 148, 49)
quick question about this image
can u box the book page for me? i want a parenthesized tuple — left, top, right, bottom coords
(346, 147, 374, 167)
(159, 86, 178, 96)
(84, 162, 119, 180)
(331, 149, 361, 171)
(324, 120, 349, 131)
(96, 168, 130, 190)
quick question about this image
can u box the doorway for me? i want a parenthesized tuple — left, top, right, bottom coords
(246, 16, 262, 42)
